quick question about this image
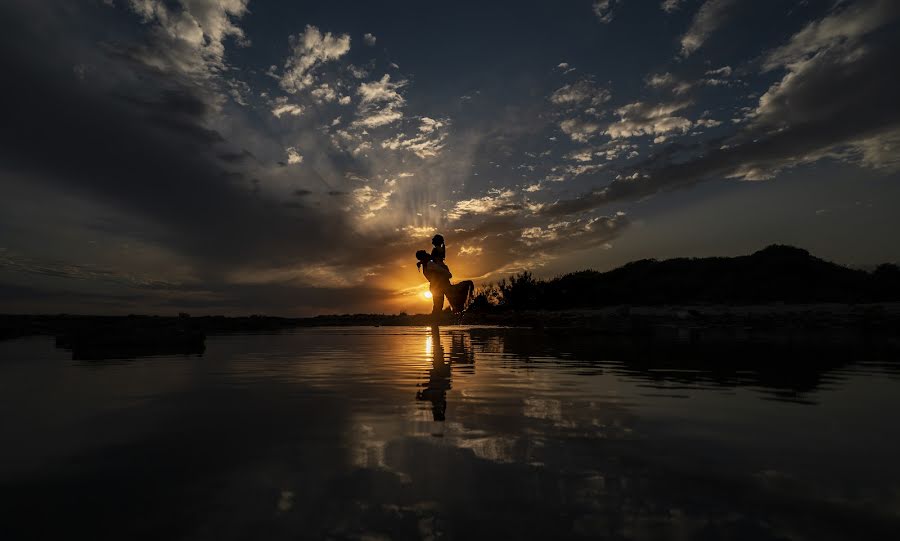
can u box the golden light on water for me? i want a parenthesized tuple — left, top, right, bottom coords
(423, 290, 433, 299)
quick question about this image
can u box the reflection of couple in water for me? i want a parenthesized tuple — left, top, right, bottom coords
(416, 234, 474, 316)
(416, 326, 451, 422)
(415, 325, 475, 423)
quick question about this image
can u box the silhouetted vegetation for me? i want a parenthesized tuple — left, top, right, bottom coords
(469, 245, 900, 311)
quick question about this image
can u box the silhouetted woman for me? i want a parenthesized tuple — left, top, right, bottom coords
(416, 249, 474, 316)
(431, 234, 449, 273)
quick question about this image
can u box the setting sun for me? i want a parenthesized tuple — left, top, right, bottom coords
(423, 290, 433, 299)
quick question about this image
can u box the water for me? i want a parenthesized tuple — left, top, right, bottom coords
(1, 326, 899, 540)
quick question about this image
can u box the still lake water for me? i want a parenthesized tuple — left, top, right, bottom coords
(1, 326, 899, 540)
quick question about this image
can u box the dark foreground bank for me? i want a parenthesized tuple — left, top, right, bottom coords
(2, 302, 900, 360)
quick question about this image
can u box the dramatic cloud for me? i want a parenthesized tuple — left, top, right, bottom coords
(280, 25, 350, 93)
(0, 3, 374, 313)
(2, 0, 899, 314)
(519, 214, 627, 252)
(592, 0, 621, 24)
(559, 118, 602, 143)
(352, 185, 393, 219)
(271, 97, 304, 118)
(446, 212, 631, 278)
(381, 117, 450, 158)
(543, 0, 900, 216)
(354, 74, 407, 127)
(763, 0, 899, 70)
(448, 189, 524, 221)
(645, 72, 693, 95)
(606, 100, 693, 139)
(661, 0, 684, 13)
(550, 80, 611, 110)
(680, 0, 737, 57)
(705, 66, 732, 77)
(123, 0, 250, 76)
(285, 147, 303, 164)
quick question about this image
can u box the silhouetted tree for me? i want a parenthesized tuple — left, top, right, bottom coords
(498, 271, 542, 311)
(469, 283, 502, 312)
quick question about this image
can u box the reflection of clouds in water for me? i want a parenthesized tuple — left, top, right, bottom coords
(523, 397, 563, 422)
(454, 436, 518, 464)
(225, 329, 900, 539)
(276, 490, 294, 512)
(349, 423, 388, 469)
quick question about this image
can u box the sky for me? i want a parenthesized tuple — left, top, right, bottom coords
(1, 0, 899, 316)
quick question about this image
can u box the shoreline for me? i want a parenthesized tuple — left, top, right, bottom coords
(3, 302, 899, 337)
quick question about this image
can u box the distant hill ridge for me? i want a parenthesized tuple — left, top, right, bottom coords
(472, 245, 900, 310)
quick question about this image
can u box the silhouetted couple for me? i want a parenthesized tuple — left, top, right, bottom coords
(416, 234, 474, 316)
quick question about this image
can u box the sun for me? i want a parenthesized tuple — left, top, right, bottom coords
(423, 290, 433, 299)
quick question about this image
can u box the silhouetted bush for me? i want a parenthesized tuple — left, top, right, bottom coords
(469, 283, 502, 313)
(498, 271, 542, 311)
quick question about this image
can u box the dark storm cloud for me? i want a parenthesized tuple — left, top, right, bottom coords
(0, 2, 355, 273)
(0, 251, 180, 290)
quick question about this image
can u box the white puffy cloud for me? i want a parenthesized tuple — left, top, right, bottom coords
(550, 80, 611, 108)
(123, 0, 250, 77)
(661, 0, 683, 13)
(448, 189, 523, 220)
(311, 83, 338, 103)
(357, 74, 405, 104)
(271, 97, 304, 118)
(606, 100, 693, 139)
(705, 66, 732, 78)
(519, 216, 623, 250)
(363, 33, 377, 46)
(645, 72, 693, 95)
(850, 127, 900, 171)
(354, 74, 407, 128)
(381, 117, 450, 159)
(592, 0, 620, 24)
(348, 65, 369, 79)
(352, 186, 392, 218)
(280, 25, 350, 93)
(548, 163, 605, 182)
(566, 149, 596, 162)
(559, 118, 602, 143)
(285, 147, 303, 165)
(694, 118, 722, 128)
(645, 72, 675, 88)
(680, 0, 737, 57)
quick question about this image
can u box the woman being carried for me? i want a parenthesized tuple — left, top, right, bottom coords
(416, 235, 473, 316)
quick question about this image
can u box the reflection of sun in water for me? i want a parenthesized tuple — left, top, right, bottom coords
(423, 290, 433, 299)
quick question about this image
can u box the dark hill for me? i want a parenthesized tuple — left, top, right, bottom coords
(473, 245, 900, 310)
